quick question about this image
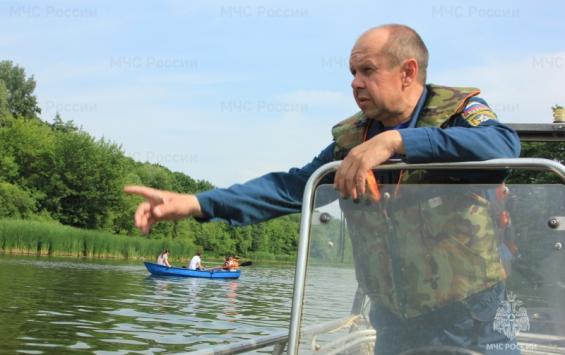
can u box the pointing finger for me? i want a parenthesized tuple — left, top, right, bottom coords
(124, 185, 165, 205)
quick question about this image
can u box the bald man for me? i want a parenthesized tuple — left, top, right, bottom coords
(126, 24, 520, 354)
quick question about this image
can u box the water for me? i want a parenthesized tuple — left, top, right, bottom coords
(0, 255, 357, 354)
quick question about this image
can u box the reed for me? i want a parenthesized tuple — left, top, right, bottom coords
(0, 219, 197, 260)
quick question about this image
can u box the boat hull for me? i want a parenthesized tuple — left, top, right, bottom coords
(144, 262, 240, 279)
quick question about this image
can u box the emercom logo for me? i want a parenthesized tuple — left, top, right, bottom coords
(493, 292, 530, 340)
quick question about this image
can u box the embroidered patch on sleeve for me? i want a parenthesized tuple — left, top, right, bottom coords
(461, 101, 497, 126)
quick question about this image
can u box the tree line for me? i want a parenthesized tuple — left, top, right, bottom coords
(0, 60, 299, 258)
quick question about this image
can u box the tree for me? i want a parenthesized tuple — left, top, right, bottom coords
(507, 141, 565, 184)
(0, 182, 36, 218)
(135, 163, 174, 190)
(0, 118, 57, 208)
(52, 113, 78, 133)
(111, 172, 143, 235)
(0, 61, 41, 119)
(52, 131, 126, 229)
(0, 81, 11, 124)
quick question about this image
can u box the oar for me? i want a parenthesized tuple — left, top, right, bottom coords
(239, 261, 252, 267)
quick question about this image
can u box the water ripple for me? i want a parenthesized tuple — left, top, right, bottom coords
(0, 256, 357, 353)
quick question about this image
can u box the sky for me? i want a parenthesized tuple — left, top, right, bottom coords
(1, 0, 564, 187)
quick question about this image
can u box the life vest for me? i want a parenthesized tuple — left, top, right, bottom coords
(331, 84, 507, 318)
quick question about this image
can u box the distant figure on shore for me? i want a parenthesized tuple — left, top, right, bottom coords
(156, 249, 171, 267)
(188, 251, 203, 270)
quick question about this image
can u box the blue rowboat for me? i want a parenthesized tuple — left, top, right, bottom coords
(144, 262, 240, 279)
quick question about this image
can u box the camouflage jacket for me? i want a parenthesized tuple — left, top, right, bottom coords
(332, 84, 507, 318)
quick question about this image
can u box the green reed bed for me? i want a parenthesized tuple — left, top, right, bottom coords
(0, 219, 196, 260)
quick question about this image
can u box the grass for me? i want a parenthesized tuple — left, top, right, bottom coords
(0, 219, 297, 264)
(0, 218, 196, 261)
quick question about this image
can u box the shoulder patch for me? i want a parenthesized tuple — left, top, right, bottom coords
(461, 101, 497, 126)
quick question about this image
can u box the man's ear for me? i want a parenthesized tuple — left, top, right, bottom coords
(401, 58, 418, 87)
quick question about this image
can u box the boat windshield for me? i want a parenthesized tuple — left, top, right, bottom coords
(297, 179, 565, 355)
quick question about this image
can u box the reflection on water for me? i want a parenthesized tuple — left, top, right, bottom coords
(0, 255, 314, 353)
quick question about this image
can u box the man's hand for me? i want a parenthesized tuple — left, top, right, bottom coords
(334, 130, 404, 199)
(123, 185, 203, 235)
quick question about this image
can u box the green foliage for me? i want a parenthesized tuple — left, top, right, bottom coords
(0, 112, 300, 258)
(0, 182, 36, 218)
(135, 163, 175, 190)
(0, 81, 11, 123)
(0, 60, 41, 119)
(0, 118, 57, 209)
(507, 141, 565, 184)
(0, 60, 301, 260)
(52, 130, 125, 229)
(51, 113, 78, 133)
(0, 132, 18, 181)
(0, 218, 196, 259)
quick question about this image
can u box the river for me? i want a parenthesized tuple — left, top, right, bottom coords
(0, 255, 357, 354)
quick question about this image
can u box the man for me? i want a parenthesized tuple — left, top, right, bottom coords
(188, 251, 203, 270)
(125, 24, 520, 354)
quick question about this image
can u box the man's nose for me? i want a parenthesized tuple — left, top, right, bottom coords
(351, 74, 365, 90)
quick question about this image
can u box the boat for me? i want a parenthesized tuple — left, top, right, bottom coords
(144, 262, 241, 279)
(190, 122, 565, 355)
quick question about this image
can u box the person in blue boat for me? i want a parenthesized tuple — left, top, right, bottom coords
(188, 251, 203, 270)
(224, 256, 239, 271)
(156, 249, 171, 267)
(125, 24, 521, 354)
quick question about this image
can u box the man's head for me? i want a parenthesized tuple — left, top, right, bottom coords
(350, 24, 428, 125)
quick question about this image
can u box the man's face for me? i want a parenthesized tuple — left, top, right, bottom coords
(349, 32, 405, 124)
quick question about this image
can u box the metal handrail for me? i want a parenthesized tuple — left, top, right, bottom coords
(190, 314, 364, 355)
(287, 158, 565, 355)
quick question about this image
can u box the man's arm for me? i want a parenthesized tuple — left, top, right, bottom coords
(124, 143, 335, 232)
(196, 143, 335, 226)
(334, 99, 521, 198)
(400, 119, 521, 163)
